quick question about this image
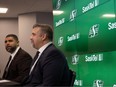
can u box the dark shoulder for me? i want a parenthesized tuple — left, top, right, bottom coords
(43, 44, 65, 58)
(17, 48, 32, 59)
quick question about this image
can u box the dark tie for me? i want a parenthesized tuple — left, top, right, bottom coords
(2, 56, 12, 79)
(29, 51, 39, 74)
(31, 51, 40, 66)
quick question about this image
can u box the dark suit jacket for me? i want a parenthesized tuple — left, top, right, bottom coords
(25, 44, 70, 86)
(2, 48, 32, 83)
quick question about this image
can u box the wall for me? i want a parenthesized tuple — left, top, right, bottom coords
(36, 12, 53, 26)
(18, 13, 37, 57)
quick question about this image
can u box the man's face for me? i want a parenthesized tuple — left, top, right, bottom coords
(30, 27, 43, 49)
(5, 37, 19, 53)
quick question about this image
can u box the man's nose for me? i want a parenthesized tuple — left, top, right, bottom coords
(30, 36, 33, 40)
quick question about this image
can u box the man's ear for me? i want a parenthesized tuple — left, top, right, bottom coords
(17, 41, 19, 46)
(42, 34, 47, 41)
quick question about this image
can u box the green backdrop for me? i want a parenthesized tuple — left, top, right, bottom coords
(53, 0, 116, 87)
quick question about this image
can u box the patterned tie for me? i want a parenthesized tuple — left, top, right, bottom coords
(29, 51, 39, 74)
(2, 56, 12, 78)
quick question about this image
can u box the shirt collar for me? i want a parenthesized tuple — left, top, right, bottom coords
(38, 42, 52, 54)
(10, 46, 20, 59)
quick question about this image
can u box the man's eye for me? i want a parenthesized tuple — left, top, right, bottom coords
(9, 40, 13, 42)
(5, 41, 7, 43)
(5, 40, 13, 43)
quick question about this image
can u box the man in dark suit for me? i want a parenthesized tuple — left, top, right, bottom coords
(2, 34, 32, 84)
(24, 23, 70, 86)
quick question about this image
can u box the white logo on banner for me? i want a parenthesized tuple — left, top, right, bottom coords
(113, 84, 116, 87)
(82, 0, 99, 13)
(70, 9, 77, 21)
(108, 22, 116, 30)
(56, 0, 62, 10)
(72, 54, 79, 65)
(93, 80, 104, 87)
(89, 24, 99, 38)
(95, 0, 99, 6)
(58, 37, 64, 46)
(56, 18, 65, 27)
(85, 54, 103, 62)
(74, 80, 83, 86)
(67, 33, 80, 42)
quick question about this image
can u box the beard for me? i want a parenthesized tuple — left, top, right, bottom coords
(31, 40, 36, 48)
(6, 46, 17, 53)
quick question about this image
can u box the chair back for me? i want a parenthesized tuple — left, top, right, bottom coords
(69, 69, 76, 87)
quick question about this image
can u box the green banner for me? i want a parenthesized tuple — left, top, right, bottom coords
(53, 0, 116, 87)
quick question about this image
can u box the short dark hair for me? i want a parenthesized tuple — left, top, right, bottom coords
(6, 34, 19, 41)
(33, 23, 53, 41)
